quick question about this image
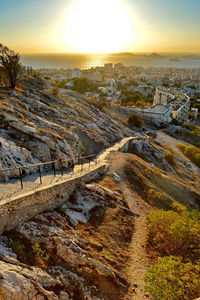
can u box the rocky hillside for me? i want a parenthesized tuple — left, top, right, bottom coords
(0, 77, 132, 179)
(0, 141, 199, 300)
(0, 78, 199, 300)
(0, 183, 135, 300)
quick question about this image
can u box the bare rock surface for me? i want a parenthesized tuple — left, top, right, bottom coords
(0, 79, 132, 179)
(0, 184, 134, 300)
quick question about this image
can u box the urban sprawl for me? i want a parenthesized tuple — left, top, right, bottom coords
(36, 63, 200, 124)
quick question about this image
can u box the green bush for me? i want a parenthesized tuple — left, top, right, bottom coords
(135, 100, 145, 107)
(127, 114, 143, 127)
(147, 207, 200, 260)
(32, 242, 51, 262)
(177, 143, 200, 167)
(183, 123, 195, 131)
(172, 119, 180, 125)
(164, 152, 177, 167)
(146, 188, 171, 209)
(2, 118, 10, 129)
(177, 142, 187, 152)
(145, 256, 200, 300)
(12, 239, 25, 255)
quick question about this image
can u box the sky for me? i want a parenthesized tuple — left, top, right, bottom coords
(0, 0, 200, 54)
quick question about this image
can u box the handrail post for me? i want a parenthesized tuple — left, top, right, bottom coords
(81, 159, 83, 173)
(61, 160, 63, 176)
(38, 166, 42, 184)
(53, 161, 56, 177)
(19, 168, 23, 189)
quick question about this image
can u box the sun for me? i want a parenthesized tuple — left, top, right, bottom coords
(61, 0, 136, 53)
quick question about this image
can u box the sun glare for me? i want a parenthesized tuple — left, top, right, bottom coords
(61, 0, 136, 53)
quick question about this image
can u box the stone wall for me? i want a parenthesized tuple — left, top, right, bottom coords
(0, 136, 135, 233)
(0, 163, 108, 233)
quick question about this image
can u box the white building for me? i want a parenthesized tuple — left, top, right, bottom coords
(153, 88, 190, 123)
(66, 69, 82, 79)
(135, 104, 172, 123)
(190, 108, 198, 120)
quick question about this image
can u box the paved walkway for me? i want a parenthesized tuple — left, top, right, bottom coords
(0, 137, 135, 201)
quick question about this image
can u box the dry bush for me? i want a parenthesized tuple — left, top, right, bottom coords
(86, 98, 106, 111)
(51, 86, 59, 96)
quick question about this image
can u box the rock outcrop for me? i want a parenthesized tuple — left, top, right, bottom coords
(0, 79, 132, 179)
(0, 184, 134, 300)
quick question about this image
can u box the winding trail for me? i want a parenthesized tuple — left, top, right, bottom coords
(123, 187, 151, 300)
(106, 153, 152, 300)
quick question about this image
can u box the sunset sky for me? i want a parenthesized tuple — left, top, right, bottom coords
(0, 0, 200, 54)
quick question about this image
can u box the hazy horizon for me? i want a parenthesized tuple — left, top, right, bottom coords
(20, 52, 200, 70)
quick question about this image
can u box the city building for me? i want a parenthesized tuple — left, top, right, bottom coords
(153, 88, 190, 123)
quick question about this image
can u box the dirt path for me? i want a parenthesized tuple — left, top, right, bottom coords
(104, 153, 152, 300)
(120, 183, 151, 300)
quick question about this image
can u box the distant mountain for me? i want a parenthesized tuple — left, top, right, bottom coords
(110, 52, 166, 58)
(182, 55, 200, 60)
(148, 52, 166, 58)
(170, 57, 181, 62)
(110, 52, 136, 56)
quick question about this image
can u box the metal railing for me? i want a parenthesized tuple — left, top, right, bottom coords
(0, 153, 99, 189)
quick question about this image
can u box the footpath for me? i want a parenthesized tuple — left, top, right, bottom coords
(0, 136, 136, 201)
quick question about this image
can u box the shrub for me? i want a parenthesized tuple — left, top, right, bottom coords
(172, 119, 180, 125)
(52, 86, 59, 96)
(171, 201, 187, 214)
(177, 142, 187, 153)
(127, 114, 144, 127)
(177, 143, 200, 167)
(12, 239, 25, 255)
(86, 98, 106, 111)
(145, 256, 200, 300)
(2, 118, 10, 129)
(31, 242, 51, 269)
(135, 100, 145, 107)
(164, 152, 177, 167)
(183, 123, 195, 131)
(147, 207, 200, 260)
(146, 188, 171, 209)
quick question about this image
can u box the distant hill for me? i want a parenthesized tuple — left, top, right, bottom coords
(110, 52, 136, 56)
(182, 55, 200, 60)
(148, 52, 166, 58)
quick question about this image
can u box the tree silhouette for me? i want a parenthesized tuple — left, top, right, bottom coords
(0, 43, 22, 88)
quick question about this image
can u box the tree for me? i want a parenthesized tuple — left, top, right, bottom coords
(0, 43, 22, 88)
(127, 114, 144, 127)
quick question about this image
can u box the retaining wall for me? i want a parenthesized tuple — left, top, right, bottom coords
(0, 164, 107, 233)
(0, 137, 134, 233)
